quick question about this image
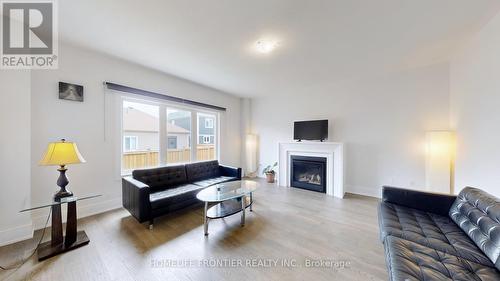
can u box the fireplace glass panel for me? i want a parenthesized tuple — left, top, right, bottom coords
(293, 162, 323, 185)
(290, 156, 327, 193)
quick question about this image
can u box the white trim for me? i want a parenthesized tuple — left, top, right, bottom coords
(216, 112, 221, 160)
(0, 223, 34, 247)
(159, 104, 167, 165)
(346, 184, 382, 198)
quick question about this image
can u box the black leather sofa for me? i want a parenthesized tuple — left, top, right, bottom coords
(378, 186, 500, 281)
(122, 160, 241, 227)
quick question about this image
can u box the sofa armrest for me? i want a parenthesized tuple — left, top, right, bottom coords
(382, 186, 457, 216)
(122, 176, 151, 223)
(219, 165, 242, 179)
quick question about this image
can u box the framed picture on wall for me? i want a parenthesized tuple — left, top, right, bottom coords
(59, 82, 84, 102)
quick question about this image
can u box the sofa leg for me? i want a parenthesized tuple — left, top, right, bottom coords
(149, 220, 154, 230)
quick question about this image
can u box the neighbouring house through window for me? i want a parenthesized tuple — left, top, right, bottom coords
(197, 112, 217, 161)
(167, 136, 177, 149)
(205, 118, 214, 128)
(124, 136, 138, 151)
(121, 98, 219, 173)
(167, 108, 192, 164)
(122, 101, 159, 172)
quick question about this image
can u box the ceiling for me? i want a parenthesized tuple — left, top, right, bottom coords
(59, 0, 500, 98)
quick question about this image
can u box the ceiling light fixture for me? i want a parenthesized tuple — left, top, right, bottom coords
(255, 40, 278, 54)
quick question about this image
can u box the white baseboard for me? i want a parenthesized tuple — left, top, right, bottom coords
(77, 197, 123, 222)
(346, 185, 381, 198)
(32, 197, 122, 230)
(0, 223, 34, 247)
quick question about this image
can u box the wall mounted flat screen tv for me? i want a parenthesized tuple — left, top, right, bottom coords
(293, 120, 328, 141)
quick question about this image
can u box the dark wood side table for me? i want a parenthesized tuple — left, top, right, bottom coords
(20, 194, 101, 261)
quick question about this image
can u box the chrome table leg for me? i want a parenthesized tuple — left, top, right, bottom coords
(241, 195, 246, 226)
(204, 201, 209, 236)
(250, 192, 253, 212)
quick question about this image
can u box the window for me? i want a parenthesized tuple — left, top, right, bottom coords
(121, 98, 219, 173)
(121, 97, 219, 174)
(205, 118, 214, 128)
(197, 113, 216, 161)
(167, 136, 177, 149)
(122, 100, 159, 172)
(124, 136, 138, 151)
(166, 108, 191, 163)
(202, 135, 211, 144)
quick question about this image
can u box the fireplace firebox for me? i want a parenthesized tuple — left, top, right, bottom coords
(290, 155, 327, 193)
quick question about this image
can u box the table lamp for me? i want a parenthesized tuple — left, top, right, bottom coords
(39, 139, 86, 200)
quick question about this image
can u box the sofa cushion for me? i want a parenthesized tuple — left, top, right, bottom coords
(192, 176, 236, 188)
(149, 184, 204, 210)
(449, 187, 500, 270)
(133, 165, 187, 191)
(384, 236, 500, 281)
(185, 160, 220, 182)
(379, 202, 494, 267)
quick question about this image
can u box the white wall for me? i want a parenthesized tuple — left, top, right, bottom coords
(0, 70, 33, 246)
(450, 11, 500, 197)
(252, 63, 450, 197)
(29, 43, 242, 228)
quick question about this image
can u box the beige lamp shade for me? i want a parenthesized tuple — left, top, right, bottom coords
(39, 139, 86, 166)
(245, 134, 257, 173)
(425, 131, 455, 194)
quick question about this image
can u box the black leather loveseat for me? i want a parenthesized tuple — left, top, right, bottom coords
(122, 160, 241, 227)
(378, 186, 500, 281)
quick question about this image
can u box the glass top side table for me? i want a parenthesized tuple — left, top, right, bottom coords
(196, 181, 258, 236)
(20, 194, 101, 261)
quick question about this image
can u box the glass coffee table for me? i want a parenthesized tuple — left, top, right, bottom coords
(196, 180, 257, 236)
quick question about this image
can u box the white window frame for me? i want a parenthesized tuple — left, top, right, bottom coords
(123, 136, 138, 152)
(202, 135, 211, 144)
(120, 96, 220, 174)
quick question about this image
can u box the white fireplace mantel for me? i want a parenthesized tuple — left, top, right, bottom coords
(277, 142, 344, 198)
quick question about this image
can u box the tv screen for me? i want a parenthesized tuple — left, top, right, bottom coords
(293, 120, 328, 141)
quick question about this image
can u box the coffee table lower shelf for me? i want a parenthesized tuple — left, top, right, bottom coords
(206, 197, 252, 219)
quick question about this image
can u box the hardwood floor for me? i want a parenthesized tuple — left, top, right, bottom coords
(0, 179, 387, 281)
